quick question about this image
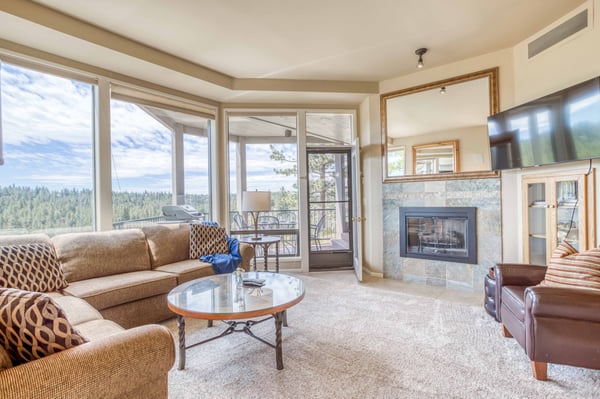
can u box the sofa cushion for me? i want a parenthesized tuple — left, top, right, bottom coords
(154, 259, 215, 284)
(189, 222, 228, 259)
(540, 241, 600, 292)
(0, 234, 52, 246)
(0, 288, 87, 366)
(0, 243, 68, 292)
(51, 295, 104, 326)
(75, 319, 125, 342)
(62, 271, 177, 311)
(52, 229, 151, 282)
(501, 285, 527, 322)
(142, 223, 190, 268)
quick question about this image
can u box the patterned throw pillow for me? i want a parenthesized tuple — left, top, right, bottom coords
(189, 222, 229, 259)
(539, 241, 600, 292)
(0, 288, 87, 365)
(0, 243, 68, 292)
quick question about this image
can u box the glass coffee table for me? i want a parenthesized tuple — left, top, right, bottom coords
(167, 271, 305, 370)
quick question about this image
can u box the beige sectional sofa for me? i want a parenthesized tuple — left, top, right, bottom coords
(0, 223, 254, 398)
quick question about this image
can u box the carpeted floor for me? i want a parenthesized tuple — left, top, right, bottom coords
(163, 272, 600, 399)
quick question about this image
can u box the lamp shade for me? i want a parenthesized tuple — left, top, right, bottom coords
(242, 191, 271, 212)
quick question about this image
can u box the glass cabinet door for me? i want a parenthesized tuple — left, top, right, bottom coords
(555, 179, 580, 249)
(522, 171, 592, 265)
(526, 182, 547, 265)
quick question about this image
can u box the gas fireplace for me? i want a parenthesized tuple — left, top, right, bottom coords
(399, 207, 477, 264)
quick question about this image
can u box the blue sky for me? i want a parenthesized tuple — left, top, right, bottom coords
(0, 63, 296, 195)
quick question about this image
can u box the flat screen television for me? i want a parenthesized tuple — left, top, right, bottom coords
(487, 76, 600, 170)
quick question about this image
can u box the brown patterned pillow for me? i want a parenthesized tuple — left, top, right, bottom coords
(0, 243, 68, 292)
(539, 241, 600, 291)
(0, 288, 87, 365)
(189, 222, 229, 259)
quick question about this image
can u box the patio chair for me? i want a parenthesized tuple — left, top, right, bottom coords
(310, 214, 326, 250)
(232, 213, 249, 230)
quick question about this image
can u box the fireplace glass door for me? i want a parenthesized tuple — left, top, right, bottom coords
(400, 207, 477, 264)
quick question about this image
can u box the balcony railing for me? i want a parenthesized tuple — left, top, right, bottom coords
(112, 207, 345, 256)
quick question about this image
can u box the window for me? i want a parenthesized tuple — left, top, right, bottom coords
(110, 99, 213, 227)
(184, 130, 211, 219)
(228, 114, 299, 255)
(0, 62, 95, 235)
(110, 99, 173, 227)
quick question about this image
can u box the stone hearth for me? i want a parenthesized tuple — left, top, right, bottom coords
(383, 178, 502, 291)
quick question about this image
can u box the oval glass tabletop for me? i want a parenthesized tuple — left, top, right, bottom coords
(167, 271, 305, 319)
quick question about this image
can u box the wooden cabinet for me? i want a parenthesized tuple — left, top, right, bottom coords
(522, 170, 595, 265)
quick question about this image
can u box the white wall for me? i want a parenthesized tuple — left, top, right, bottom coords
(501, 0, 600, 262)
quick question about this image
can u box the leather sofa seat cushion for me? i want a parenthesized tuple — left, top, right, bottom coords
(154, 259, 215, 284)
(52, 229, 151, 282)
(142, 224, 190, 268)
(501, 285, 527, 322)
(75, 319, 125, 342)
(63, 271, 177, 311)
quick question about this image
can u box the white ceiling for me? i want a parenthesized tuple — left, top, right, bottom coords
(0, 0, 587, 105)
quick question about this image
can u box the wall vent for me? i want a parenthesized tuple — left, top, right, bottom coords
(528, 9, 588, 59)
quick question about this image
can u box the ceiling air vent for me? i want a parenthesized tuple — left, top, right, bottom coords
(528, 9, 588, 59)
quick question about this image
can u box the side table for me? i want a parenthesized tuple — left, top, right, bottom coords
(239, 235, 280, 272)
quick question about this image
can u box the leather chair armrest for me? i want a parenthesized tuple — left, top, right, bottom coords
(525, 286, 600, 323)
(0, 324, 175, 399)
(494, 263, 547, 321)
(495, 263, 547, 287)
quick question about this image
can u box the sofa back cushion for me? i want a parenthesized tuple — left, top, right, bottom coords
(142, 224, 190, 268)
(0, 288, 87, 366)
(52, 229, 151, 282)
(540, 241, 600, 292)
(0, 243, 68, 292)
(0, 234, 52, 246)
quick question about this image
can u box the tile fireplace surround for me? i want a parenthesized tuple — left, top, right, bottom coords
(383, 178, 502, 291)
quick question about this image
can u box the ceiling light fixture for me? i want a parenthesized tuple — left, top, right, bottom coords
(415, 48, 428, 69)
(440, 86, 446, 94)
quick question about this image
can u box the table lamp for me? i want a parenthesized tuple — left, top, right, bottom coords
(242, 191, 271, 240)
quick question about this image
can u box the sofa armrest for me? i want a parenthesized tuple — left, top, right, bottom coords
(239, 242, 255, 271)
(495, 263, 547, 287)
(0, 324, 175, 399)
(525, 286, 600, 323)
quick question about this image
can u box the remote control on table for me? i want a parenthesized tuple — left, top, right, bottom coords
(243, 278, 266, 286)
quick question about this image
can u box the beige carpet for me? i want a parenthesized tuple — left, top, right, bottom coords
(163, 273, 600, 399)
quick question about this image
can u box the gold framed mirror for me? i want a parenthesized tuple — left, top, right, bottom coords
(381, 68, 499, 181)
(413, 140, 459, 175)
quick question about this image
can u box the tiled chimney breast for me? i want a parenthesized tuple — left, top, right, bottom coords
(382, 178, 502, 291)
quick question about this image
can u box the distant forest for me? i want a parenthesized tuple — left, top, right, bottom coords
(0, 185, 298, 233)
(0, 185, 209, 231)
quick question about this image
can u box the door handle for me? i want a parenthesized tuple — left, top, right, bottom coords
(352, 217, 366, 222)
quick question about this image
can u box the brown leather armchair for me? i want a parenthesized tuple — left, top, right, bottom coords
(495, 263, 600, 380)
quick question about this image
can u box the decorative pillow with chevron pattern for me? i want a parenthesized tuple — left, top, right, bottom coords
(540, 241, 600, 292)
(0, 243, 68, 292)
(0, 288, 87, 365)
(189, 222, 229, 259)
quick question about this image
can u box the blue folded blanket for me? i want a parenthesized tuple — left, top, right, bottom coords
(200, 236, 242, 274)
